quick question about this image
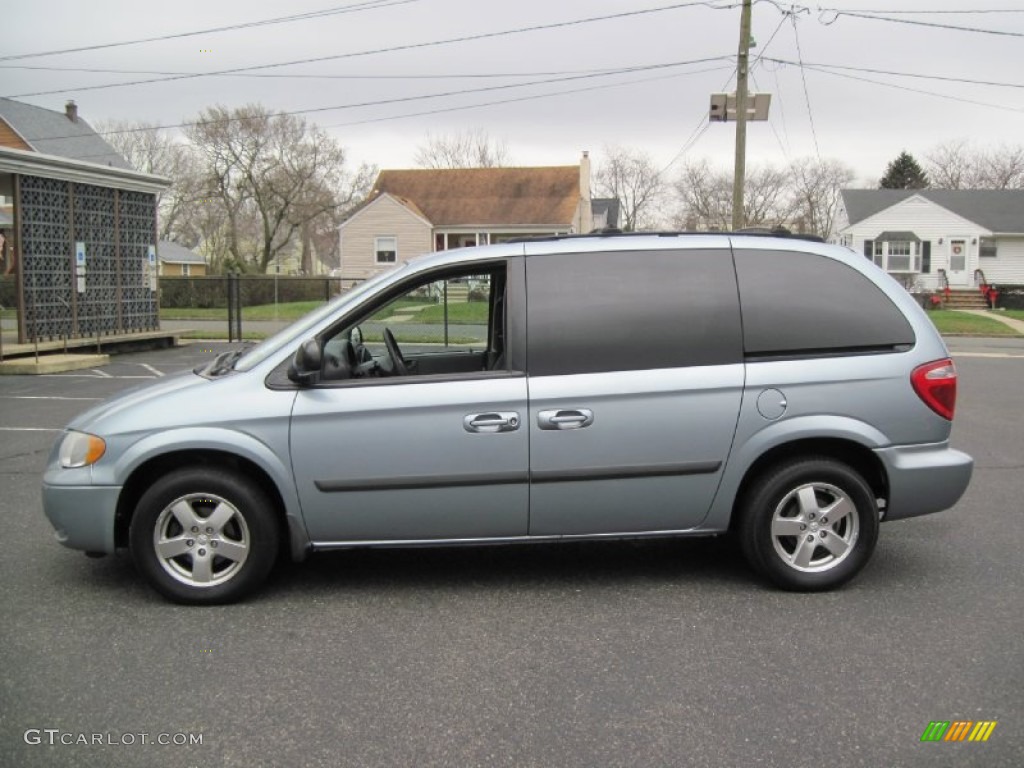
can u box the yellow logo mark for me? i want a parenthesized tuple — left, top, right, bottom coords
(967, 721, 998, 742)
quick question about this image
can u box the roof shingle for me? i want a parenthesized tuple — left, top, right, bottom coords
(370, 166, 580, 227)
(842, 189, 1024, 233)
(0, 98, 131, 169)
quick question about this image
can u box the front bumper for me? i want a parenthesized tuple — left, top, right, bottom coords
(874, 442, 973, 521)
(42, 483, 121, 554)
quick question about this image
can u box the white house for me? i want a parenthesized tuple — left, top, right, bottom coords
(833, 189, 1024, 289)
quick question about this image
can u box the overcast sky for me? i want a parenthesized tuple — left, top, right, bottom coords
(3, 0, 1023, 185)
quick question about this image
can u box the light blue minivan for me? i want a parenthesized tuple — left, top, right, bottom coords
(42, 233, 973, 603)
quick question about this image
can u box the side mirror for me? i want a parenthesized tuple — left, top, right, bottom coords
(287, 338, 323, 385)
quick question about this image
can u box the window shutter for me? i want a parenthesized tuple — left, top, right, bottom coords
(921, 241, 931, 274)
(863, 240, 873, 259)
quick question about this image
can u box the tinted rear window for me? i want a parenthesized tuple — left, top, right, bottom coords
(734, 249, 915, 355)
(526, 249, 742, 376)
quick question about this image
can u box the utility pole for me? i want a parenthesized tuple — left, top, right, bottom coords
(732, 0, 753, 231)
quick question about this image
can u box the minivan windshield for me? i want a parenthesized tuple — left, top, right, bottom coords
(232, 263, 408, 372)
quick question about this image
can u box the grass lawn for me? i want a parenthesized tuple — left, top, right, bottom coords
(180, 329, 477, 345)
(1001, 309, 1024, 322)
(413, 301, 489, 324)
(161, 300, 326, 321)
(926, 310, 1022, 336)
(180, 330, 268, 341)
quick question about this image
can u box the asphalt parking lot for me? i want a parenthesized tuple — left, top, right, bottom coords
(1, 338, 1021, 768)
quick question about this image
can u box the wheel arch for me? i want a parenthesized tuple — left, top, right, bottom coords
(115, 449, 308, 561)
(729, 437, 889, 531)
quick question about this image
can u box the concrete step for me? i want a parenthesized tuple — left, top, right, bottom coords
(0, 353, 110, 375)
(0, 329, 185, 360)
(944, 290, 989, 309)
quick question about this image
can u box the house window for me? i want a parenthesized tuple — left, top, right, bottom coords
(887, 241, 913, 272)
(980, 237, 997, 258)
(181, 264, 191, 277)
(375, 236, 397, 263)
(870, 240, 920, 273)
(872, 240, 884, 268)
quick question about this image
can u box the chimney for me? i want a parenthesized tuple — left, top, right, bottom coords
(65, 100, 78, 123)
(578, 150, 593, 233)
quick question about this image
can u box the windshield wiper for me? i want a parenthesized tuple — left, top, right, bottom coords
(195, 344, 253, 377)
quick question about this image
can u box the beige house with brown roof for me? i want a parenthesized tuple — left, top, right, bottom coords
(338, 153, 594, 283)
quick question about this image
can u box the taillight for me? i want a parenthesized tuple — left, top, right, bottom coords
(911, 358, 958, 420)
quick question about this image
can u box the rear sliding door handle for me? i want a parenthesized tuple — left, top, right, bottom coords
(537, 408, 594, 430)
(464, 411, 520, 433)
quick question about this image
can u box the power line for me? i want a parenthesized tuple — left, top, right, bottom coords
(69, 63, 735, 160)
(34, 56, 735, 142)
(769, 63, 792, 155)
(656, 1, 792, 176)
(750, 70, 789, 160)
(820, 7, 1024, 15)
(816, 9, 1024, 37)
(659, 61, 738, 176)
(0, 0, 422, 62)
(0, 62, 681, 82)
(744, 0, 797, 163)
(796, 64, 1024, 114)
(751, 6, 794, 68)
(790, 12, 820, 160)
(3, 2, 740, 99)
(323, 65, 736, 131)
(764, 58, 1024, 90)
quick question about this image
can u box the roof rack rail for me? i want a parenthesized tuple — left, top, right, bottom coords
(508, 229, 825, 244)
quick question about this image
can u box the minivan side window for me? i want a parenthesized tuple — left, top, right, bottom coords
(315, 265, 509, 382)
(733, 249, 915, 356)
(526, 249, 742, 376)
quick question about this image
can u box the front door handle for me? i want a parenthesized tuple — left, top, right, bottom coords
(537, 408, 594, 430)
(464, 411, 520, 433)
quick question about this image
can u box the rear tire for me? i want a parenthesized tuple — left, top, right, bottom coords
(738, 458, 879, 591)
(129, 468, 279, 605)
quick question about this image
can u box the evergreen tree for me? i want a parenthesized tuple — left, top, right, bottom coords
(880, 151, 929, 189)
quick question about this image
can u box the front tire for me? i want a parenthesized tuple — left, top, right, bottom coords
(129, 468, 279, 604)
(738, 458, 880, 591)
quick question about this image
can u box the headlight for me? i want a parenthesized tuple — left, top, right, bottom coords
(59, 431, 106, 468)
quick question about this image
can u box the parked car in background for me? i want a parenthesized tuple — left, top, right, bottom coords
(42, 232, 973, 603)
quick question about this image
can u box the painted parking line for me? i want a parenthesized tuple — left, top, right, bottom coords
(90, 369, 113, 378)
(38, 373, 158, 380)
(139, 363, 164, 377)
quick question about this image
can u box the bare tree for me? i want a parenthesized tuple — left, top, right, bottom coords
(673, 159, 732, 231)
(414, 129, 510, 169)
(924, 139, 977, 189)
(186, 104, 372, 273)
(925, 140, 1024, 189)
(594, 145, 666, 231)
(96, 120, 204, 242)
(787, 157, 855, 238)
(978, 143, 1024, 189)
(744, 165, 795, 228)
(673, 159, 793, 231)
